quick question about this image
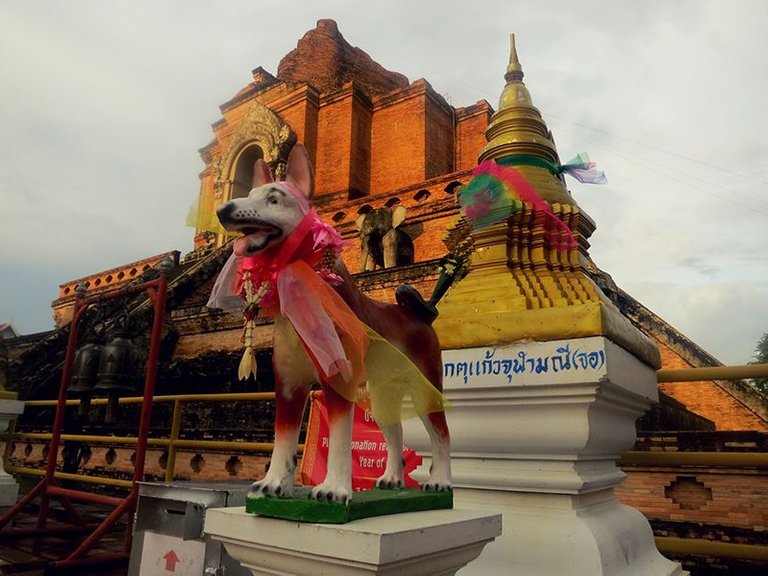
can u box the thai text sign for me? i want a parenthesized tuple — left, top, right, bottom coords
(441, 336, 608, 388)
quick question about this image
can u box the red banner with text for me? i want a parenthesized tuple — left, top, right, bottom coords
(300, 391, 422, 491)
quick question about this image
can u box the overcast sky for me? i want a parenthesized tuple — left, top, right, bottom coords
(1, 0, 766, 366)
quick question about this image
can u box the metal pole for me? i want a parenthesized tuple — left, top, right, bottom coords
(2, 272, 174, 568)
(123, 274, 167, 552)
(657, 363, 768, 382)
(165, 398, 182, 482)
(36, 294, 89, 530)
(65, 495, 135, 561)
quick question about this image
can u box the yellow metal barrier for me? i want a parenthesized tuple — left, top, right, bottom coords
(2, 391, 284, 487)
(657, 363, 768, 382)
(22, 391, 276, 407)
(8, 465, 134, 489)
(656, 537, 768, 562)
(620, 451, 768, 468)
(8, 432, 277, 453)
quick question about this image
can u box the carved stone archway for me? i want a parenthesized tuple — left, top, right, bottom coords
(214, 101, 296, 202)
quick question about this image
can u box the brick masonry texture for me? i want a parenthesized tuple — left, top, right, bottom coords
(277, 19, 408, 99)
(616, 469, 768, 529)
(658, 343, 768, 431)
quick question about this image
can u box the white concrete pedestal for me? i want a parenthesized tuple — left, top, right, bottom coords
(404, 336, 686, 576)
(455, 489, 682, 575)
(0, 397, 24, 506)
(204, 507, 501, 576)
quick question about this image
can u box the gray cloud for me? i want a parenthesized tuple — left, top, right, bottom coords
(678, 257, 721, 280)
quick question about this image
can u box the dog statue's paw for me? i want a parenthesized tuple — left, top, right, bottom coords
(375, 478, 404, 490)
(420, 480, 452, 492)
(247, 477, 293, 499)
(375, 469, 404, 490)
(310, 483, 350, 504)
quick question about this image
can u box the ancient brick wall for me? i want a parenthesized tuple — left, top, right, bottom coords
(349, 93, 373, 197)
(455, 103, 492, 172)
(658, 342, 768, 431)
(370, 88, 428, 194)
(300, 93, 320, 166)
(315, 88, 354, 195)
(618, 433, 768, 529)
(424, 89, 455, 179)
(269, 86, 319, 165)
(616, 432, 768, 573)
(3, 441, 288, 486)
(617, 469, 768, 529)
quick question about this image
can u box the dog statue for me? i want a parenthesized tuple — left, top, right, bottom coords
(210, 144, 451, 503)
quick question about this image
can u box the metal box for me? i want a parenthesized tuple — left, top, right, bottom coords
(128, 480, 252, 576)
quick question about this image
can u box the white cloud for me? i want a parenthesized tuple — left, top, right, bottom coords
(630, 281, 768, 365)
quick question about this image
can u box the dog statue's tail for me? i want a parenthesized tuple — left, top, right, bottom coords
(395, 251, 471, 324)
(395, 284, 439, 324)
(395, 284, 438, 324)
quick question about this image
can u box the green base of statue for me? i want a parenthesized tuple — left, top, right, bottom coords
(245, 487, 453, 524)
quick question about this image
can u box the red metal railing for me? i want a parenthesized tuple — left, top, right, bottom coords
(0, 270, 168, 571)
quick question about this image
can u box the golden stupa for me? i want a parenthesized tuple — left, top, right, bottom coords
(434, 35, 659, 367)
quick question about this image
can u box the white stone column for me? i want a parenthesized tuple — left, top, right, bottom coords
(204, 507, 501, 576)
(404, 336, 686, 576)
(0, 397, 25, 506)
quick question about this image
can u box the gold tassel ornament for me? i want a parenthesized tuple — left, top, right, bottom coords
(238, 271, 268, 381)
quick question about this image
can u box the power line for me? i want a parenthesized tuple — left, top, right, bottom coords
(576, 133, 768, 217)
(545, 111, 768, 188)
(552, 121, 768, 213)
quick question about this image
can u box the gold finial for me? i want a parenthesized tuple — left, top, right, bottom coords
(505, 34, 523, 81)
(479, 33, 573, 205)
(496, 33, 532, 111)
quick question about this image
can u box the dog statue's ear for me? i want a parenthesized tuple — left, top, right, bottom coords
(253, 159, 274, 188)
(285, 144, 314, 200)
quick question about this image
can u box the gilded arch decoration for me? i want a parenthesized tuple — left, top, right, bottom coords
(214, 101, 296, 201)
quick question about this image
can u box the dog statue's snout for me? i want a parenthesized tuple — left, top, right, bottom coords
(216, 201, 236, 223)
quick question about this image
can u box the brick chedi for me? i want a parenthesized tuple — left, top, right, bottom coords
(277, 19, 409, 98)
(191, 19, 493, 293)
(184, 19, 495, 364)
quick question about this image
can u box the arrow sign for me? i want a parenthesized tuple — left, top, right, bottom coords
(163, 549, 180, 572)
(140, 532, 205, 576)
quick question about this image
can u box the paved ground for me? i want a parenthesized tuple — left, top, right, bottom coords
(0, 503, 128, 576)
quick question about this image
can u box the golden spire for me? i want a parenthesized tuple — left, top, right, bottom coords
(505, 34, 524, 80)
(434, 33, 659, 370)
(479, 34, 573, 205)
(496, 33, 532, 109)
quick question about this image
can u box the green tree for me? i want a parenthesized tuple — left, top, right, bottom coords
(750, 332, 768, 395)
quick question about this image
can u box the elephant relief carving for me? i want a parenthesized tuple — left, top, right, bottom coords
(356, 205, 414, 272)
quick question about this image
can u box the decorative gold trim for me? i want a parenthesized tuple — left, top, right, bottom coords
(215, 101, 296, 199)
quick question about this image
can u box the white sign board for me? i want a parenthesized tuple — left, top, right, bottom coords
(441, 336, 608, 389)
(139, 532, 206, 576)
